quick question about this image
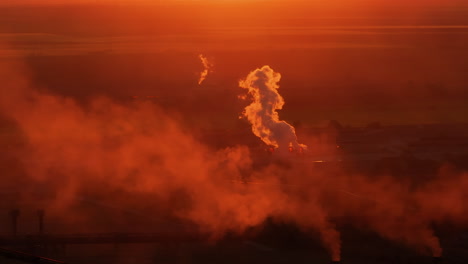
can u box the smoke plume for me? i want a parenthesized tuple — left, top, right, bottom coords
(239, 65, 306, 153)
(0, 45, 467, 263)
(198, 54, 212, 85)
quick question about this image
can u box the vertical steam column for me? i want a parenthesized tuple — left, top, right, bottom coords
(239, 65, 306, 155)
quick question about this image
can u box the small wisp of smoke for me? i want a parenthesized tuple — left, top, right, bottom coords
(198, 54, 212, 85)
(239, 65, 306, 154)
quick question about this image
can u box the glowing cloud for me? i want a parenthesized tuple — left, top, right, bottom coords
(239, 65, 306, 153)
(198, 54, 212, 85)
(2, 42, 468, 262)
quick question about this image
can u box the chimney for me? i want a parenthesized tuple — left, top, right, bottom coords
(37, 209, 45, 234)
(10, 209, 20, 236)
(433, 256, 443, 263)
(330, 261, 341, 264)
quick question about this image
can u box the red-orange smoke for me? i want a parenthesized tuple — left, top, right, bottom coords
(1, 45, 468, 262)
(0, 48, 293, 237)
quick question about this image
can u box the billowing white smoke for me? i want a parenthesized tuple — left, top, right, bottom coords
(239, 65, 306, 153)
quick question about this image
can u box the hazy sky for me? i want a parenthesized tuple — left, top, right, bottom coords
(1, 1, 468, 126)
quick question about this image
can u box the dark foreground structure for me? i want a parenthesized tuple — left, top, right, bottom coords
(0, 247, 65, 264)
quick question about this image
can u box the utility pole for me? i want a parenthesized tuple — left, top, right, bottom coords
(10, 209, 20, 236)
(38, 209, 45, 235)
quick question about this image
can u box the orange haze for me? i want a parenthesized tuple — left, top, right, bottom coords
(1, 43, 468, 260)
(0, 1, 468, 262)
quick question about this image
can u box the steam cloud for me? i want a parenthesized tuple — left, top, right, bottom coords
(0, 48, 467, 262)
(198, 54, 212, 85)
(239, 65, 306, 153)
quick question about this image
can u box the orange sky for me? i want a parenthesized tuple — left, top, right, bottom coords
(2, 0, 468, 9)
(1, 1, 468, 126)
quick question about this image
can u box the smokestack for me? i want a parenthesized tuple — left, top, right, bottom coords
(9, 209, 20, 236)
(433, 256, 443, 263)
(37, 209, 45, 235)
